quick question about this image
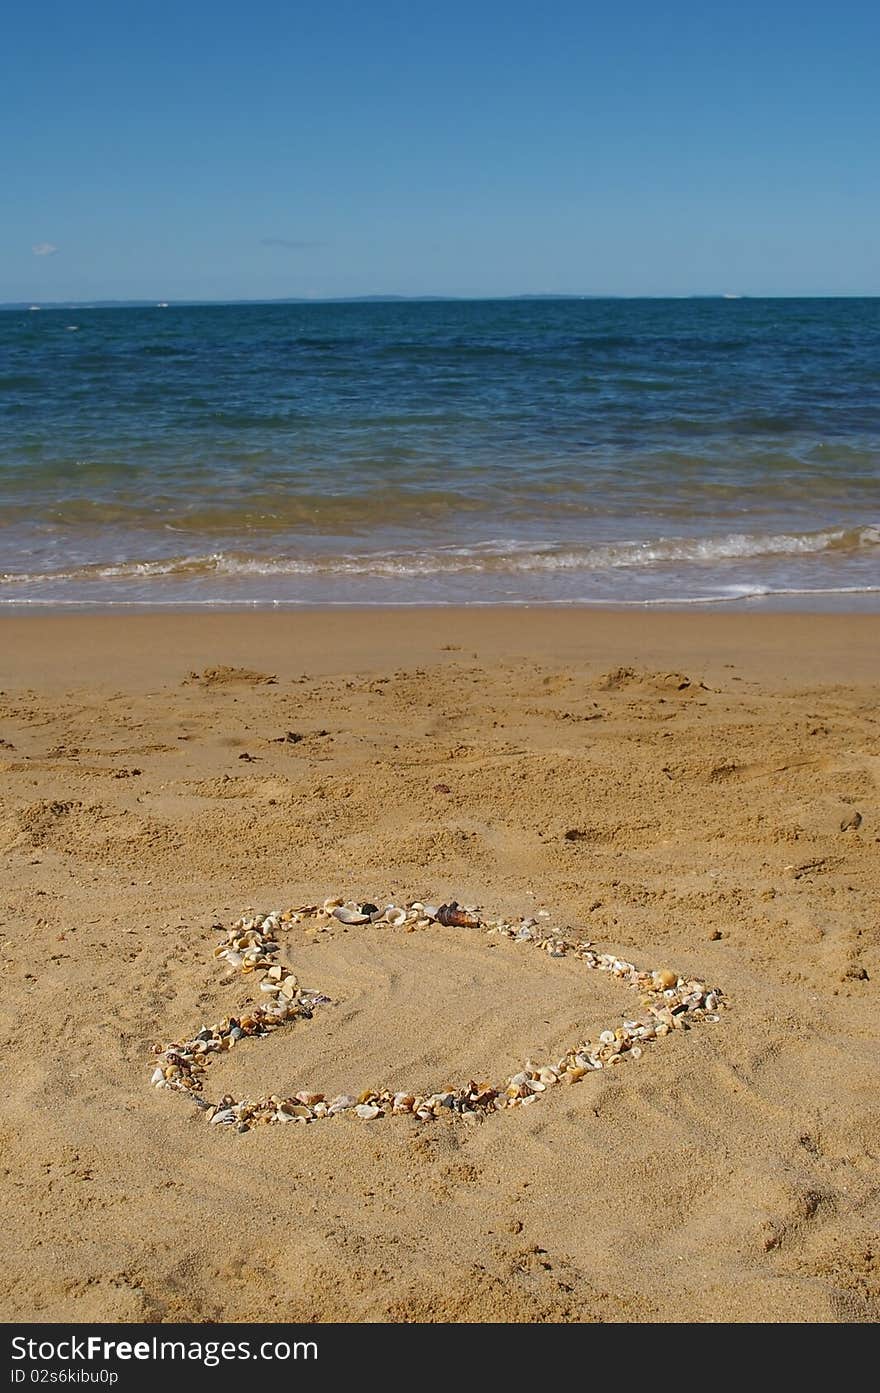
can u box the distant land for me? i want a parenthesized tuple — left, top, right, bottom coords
(4, 292, 875, 312)
(6, 291, 880, 310)
(3, 294, 613, 311)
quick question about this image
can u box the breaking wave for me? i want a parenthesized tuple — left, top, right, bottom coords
(2, 524, 878, 586)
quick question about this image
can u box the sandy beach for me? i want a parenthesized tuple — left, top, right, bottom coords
(1, 608, 878, 1323)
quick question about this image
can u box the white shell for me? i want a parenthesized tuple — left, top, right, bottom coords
(333, 906, 369, 924)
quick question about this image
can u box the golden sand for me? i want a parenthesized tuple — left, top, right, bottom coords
(1, 609, 878, 1322)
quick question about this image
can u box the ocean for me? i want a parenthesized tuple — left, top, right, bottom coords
(1, 297, 878, 608)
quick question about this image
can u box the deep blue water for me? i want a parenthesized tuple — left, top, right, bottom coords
(0, 297, 878, 606)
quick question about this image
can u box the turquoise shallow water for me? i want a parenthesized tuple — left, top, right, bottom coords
(1, 297, 878, 606)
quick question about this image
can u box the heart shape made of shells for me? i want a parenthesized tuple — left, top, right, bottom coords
(149, 897, 724, 1132)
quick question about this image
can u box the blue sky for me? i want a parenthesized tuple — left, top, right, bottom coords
(4, 0, 878, 300)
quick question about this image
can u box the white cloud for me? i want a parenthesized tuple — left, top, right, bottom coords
(32, 242, 59, 257)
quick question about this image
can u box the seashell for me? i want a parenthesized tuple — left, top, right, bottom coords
(564, 1066, 586, 1083)
(210, 1108, 236, 1125)
(328, 1095, 357, 1113)
(333, 906, 369, 924)
(323, 897, 344, 912)
(266, 964, 282, 981)
(223, 950, 243, 968)
(537, 1067, 558, 1085)
(652, 969, 678, 991)
(150, 1067, 165, 1086)
(437, 902, 481, 928)
(598, 1029, 616, 1045)
(259, 980, 281, 993)
(355, 1103, 381, 1120)
(385, 907, 407, 926)
(278, 1102, 312, 1120)
(420, 905, 440, 920)
(630, 1045, 643, 1059)
(526, 1079, 546, 1093)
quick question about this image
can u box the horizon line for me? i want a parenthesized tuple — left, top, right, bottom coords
(3, 291, 880, 311)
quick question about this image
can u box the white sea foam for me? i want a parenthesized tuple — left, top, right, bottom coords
(2, 524, 878, 586)
(2, 586, 880, 611)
